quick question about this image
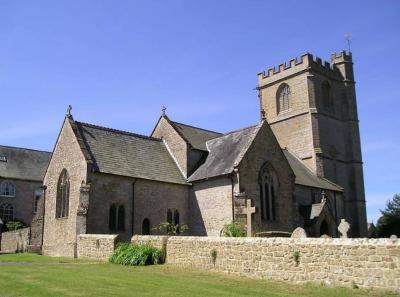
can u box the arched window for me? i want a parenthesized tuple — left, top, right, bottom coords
(174, 209, 180, 234)
(56, 169, 70, 218)
(259, 163, 279, 221)
(322, 81, 334, 112)
(0, 181, 16, 197)
(276, 83, 291, 114)
(0, 203, 14, 222)
(167, 209, 173, 224)
(142, 218, 150, 235)
(117, 205, 125, 231)
(109, 204, 117, 231)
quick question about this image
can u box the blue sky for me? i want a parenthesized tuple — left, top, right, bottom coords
(1, 1, 399, 223)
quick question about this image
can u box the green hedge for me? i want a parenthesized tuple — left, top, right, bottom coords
(109, 243, 162, 266)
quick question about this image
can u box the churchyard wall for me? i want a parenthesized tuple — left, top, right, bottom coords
(0, 227, 30, 252)
(77, 234, 118, 260)
(131, 235, 400, 292)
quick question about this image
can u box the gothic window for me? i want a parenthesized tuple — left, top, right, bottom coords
(0, 181, 16, 197)
(109, 204, 117, 231)
(322, 81, 334, 112)
(167, 209, 173, 224)
(174, 209, 180, 234)
(259, 163, 278, 221)
(142, 218, 150, 235)
(276, 83, 291, 114)
(117, 205, 125, 231)
(56, 169, 70, 218)
(0, 203, 14, 222)
(109, 204, 125, 232)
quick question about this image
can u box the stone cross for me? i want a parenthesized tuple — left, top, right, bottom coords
(235, 198, 256, 237)
(338, 219, 350, 238)
(161, 106, 167, 116)
(67, 105, 72, 117)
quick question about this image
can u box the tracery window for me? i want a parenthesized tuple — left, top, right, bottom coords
(0, 203, 14, 222)
(109, 204, 125, 232)
(259, 163, 278, 221)
(56, 169, 70, 218)
(0, 181, 16, 197)
(276, 83, 291, 114)
(142, 218, 150, 235)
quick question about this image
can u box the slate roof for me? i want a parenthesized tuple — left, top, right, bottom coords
(188, 123, 262, 182)
(74, 121, 187, 185)
(0, 145, 51, 181)
(283, 150, 343, 192)
(170, 121, 222, 151)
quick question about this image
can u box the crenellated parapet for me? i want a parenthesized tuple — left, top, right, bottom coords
(258, 51, 352, 87)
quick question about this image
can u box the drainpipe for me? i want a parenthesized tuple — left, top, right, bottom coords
(131, 179, 136, 237)
(40, 185, 47, 250)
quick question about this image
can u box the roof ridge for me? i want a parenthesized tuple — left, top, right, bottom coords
(0, 145, 52, 154)
(218, 122, 260, 138)
(76, 121, 162, 142)
(171, 120, 222, 135)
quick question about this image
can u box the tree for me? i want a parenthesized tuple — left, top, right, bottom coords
(377, 194, 400, 237)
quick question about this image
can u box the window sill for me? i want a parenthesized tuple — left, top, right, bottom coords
(0, 195, 15, 198)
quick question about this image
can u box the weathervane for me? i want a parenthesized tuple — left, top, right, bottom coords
(67, 105, 72, 117)
(161, 106, 167, 116)
(344, 33, 352, 52)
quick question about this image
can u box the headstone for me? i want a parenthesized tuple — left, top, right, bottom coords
(320, 234, 331, 238)
(338, 219, 350, 238)
(291, 227, 307, 238)
(390, 235, 398, 240)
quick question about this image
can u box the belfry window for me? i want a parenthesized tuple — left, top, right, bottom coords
(0, 181, 16, 197)
(0, 203, 14, 222)
(56, 169, 70, 218)
(322, 81, 334, 112)
(259, 163, 278, 221)
(276, 83, 291, 114)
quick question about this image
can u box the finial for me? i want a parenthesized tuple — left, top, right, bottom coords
(344, 33, 352, 52)
(321, 190, 327, 203)
(261, 109, 266, 120)
(67, 105, 72, 117)
(161, 106, 167, 116)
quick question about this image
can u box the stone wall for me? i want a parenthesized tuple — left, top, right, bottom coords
(132, 235, 400, 292)
(77, 234, 119, 260)
(0, 227, 30, 252)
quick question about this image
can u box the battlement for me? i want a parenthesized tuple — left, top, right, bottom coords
(258, 51, 351, 82)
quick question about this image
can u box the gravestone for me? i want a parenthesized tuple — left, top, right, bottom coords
(338, 219, 350, 238)
(235, 195, 256, 237)
(291, 227, 307, 238)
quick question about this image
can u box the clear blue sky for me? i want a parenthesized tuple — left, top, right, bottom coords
(1, 1, 399, 224)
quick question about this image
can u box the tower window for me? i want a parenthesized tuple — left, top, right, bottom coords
(322, 81, 334, 112)
(276, 83, 291, 114)
(259, 163, 278, 221)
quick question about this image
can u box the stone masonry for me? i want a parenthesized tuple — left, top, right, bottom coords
(131, 235, 400, 293)
(77, 234, 119, 260)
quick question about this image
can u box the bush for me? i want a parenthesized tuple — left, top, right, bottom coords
(221, 223, 246, 237)
(109, 243, 162, 266)
(5, 220, 25, 231)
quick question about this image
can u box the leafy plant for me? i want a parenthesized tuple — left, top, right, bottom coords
(5, 220, 25, 231)
(221, 223, 246, 237)
(377, 194, 400, 237)
(109, 243, 161, 266)
(293, 251, 300, 266)
(153, 221, 189, 236)
(210, 249, 217, 266)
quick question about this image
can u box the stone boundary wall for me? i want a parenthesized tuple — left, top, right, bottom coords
(131, 235, 400, 292)
(0, 228, 31, 252)
(77, 234, 119, 260)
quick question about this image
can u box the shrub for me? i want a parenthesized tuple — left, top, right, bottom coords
(221, 223, 246, 237)
(109, 243, 162, 266)
(5, 220, 25, 231)
(153, 221, 189, 235)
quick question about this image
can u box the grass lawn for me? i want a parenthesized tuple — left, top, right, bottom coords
(0, 253, 398, 297)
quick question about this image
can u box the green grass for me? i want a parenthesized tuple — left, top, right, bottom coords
(0, 253, 397, 297)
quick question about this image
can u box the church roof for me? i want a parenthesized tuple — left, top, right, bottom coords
(74, 121, 188, 185)
(169, 120, 222, 151)
(283, 149, 343, 192)
(0, 145, 51, 182)
(188, 123, 262, 182)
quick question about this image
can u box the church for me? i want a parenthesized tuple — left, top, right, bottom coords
(40, 51, 367, 257)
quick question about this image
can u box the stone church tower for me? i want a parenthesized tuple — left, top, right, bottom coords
(257, 51, 367, 237)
